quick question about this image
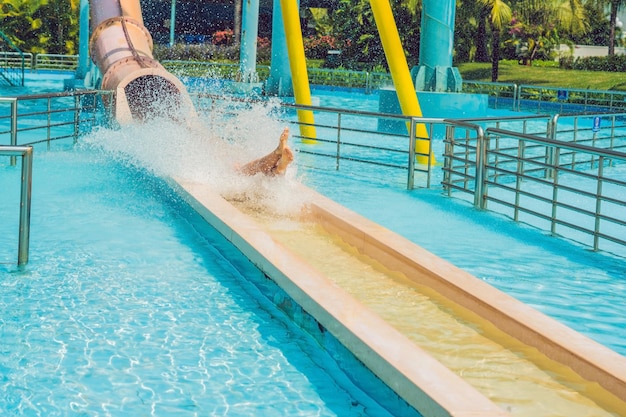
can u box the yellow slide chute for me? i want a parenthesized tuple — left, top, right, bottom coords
(369, 0, 432, 164)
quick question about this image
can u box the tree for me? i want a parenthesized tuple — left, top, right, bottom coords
(504, 0, 587, 65)
(570, 1, 612, 46)
(392, 0, 422, 66)
(477, 0, 512, 81)
(0, 0, 79, 54)
(326, 0, 384, 69)
(323, 0, 422, 70)
(607, 0, 626, 54)
(233, 0, 241, 44)
(0, 0, 49, 52)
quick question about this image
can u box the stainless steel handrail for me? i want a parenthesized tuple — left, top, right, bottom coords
(0, 146, 33, 267)
(192, 92, 439, 189)
(0, 90, 111, 148)
(444, 120, 626, 253)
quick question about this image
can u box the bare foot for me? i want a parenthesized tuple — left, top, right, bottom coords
(273, 127, 290, 155)
(238, 127, 294, 176)
(273, 146, 294, 175)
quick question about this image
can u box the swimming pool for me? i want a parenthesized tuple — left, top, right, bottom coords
(300, 91, 626, 358)
(2, 71, 625, 415)
(0, 143, 415, 416)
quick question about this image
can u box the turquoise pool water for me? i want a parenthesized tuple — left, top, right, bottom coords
(302, 91, 626, 357)
(1, 72, 419, 416)
(0, 145, 410, 416)
(2, 72, 625, 416)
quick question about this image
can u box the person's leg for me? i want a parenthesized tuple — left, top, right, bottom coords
(239, 127, 293, 176)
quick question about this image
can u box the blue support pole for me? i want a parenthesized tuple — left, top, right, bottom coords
(266, 0, 293, 96)
(169, 0, 176, 47)
(240, 0, 260, 82)
(76, 0, 90, 79)
(411, 0, 462, 92)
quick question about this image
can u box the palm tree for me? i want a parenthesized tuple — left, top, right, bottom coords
(477, 0, 512, 81)
(233, 0, 242, 43)
(607, 0, 626, 54)
(509, 0, 587, 64)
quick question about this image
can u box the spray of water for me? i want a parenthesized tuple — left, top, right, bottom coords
(83, 95, 312, 217)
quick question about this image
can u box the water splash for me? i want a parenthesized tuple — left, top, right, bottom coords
(83, 97, 310, 217)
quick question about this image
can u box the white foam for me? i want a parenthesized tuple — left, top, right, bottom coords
(83, 97, 310, 217)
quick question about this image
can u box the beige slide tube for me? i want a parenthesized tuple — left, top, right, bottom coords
(89, 0, 195, 124)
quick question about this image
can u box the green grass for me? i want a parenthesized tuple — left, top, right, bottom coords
(458, 61, 626, 91)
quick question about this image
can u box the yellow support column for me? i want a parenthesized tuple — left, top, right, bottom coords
(279, 0, 317, 142)
(369, 0, 432, 164)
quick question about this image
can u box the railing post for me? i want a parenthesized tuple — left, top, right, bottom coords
(407, 118, 417, 190)
(545, 114, 559, 179)
(335, 113, 342, 171)
(594, 157, 604, 251)
(474, 126, 486, 209)
(47, 97, 52, 150)
(10, 98, 18, 166)
(18, 147, 33, 266)
(0, 146, 33, 267)
(443, 124, 454, 196)
(74, 94, 80, 144)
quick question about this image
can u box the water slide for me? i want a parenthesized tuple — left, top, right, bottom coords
(88, 0, 195, 124)
(85, 2, 626, 416)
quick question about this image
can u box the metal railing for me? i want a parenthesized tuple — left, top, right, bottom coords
(192, 92, 435, 189)
(4, 86, 626, 255)
(163, 61, 394, 94)
(0, 51, 32, 70)
(0, 90, 112, 149)
(463, 81, 519, 110)
(0, 32, 29, 86)
(163, 60, 271, 82)
(442, 116, 626, 254)
(33, 54, 78, 71)
(0, 90, 112, 266)
(0, 145, 33, 267)
(4, 53, 626, 113)
(308, 69, 393, 93)
(550, 112, 626, 154)
(516, 85, 626, 114)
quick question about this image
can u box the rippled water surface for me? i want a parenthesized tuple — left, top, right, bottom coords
(2, 75, 625, 416)
(0, 149, 398, 417)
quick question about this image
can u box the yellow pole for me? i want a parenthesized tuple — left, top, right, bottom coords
(279, 0, 317, 142)
(369, 0, 432, 164)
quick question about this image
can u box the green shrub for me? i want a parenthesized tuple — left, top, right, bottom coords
(153, 41, 271, 64)
(572, 55, 626, 72)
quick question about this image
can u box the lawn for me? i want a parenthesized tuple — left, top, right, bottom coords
(457, 61, 626, 91)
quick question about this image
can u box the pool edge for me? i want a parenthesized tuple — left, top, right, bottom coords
(169, 177, 510, 417)
(306, 185, 626, 408)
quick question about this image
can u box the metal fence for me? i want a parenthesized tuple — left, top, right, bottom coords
(33, 54, 78, 71)
(0, 90, 112, 149)
(0, 51, 30, 86)
(3, 81, 626, 255)
(442, 114, 626, 254)
(4, 54, 626, 114)
(191, 92, 435, 189)
(0, 52, 78, 73)
(163, 61, 393, 94)
(462, 81, 626, 114)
